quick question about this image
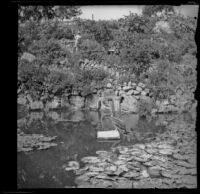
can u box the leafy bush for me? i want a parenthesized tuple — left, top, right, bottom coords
(78, 39, 105, 61)
(18, 59, 49, 100)
(137, 97, 155, 118)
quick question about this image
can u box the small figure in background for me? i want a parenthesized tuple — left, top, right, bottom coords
(74, 31, 81, 52)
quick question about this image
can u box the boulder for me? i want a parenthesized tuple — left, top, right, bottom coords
(106, 83, 112, 89)
(121, 95, 138, 113)
(138, 82, 145, 88)
(123, 86, 132, 92)
(61, 96, 70, 107)
(127, 90, 134, 96)
(131, 83, 137, 87)
(141, 91, 147, 96)
(134, 96, 140, 100)
(29, 101, 44, 110)
(133, 90, 140, 95)
(136, 86, 143, 92)
(21, 52, 36, 62)
(46, 97, 60, 109)
(70, 96, 85, 109)
(17, 95, 27, 105)
(148, 167, 161, 178)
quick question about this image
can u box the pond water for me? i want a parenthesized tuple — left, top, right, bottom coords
(17, 105, 196, 188)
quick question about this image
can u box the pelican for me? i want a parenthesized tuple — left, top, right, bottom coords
(108, 97, 131, 135)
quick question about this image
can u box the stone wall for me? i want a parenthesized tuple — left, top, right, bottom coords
(17, 79, 194, 114)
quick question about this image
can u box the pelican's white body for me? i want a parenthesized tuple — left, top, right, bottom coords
(97, 129, 120, 140)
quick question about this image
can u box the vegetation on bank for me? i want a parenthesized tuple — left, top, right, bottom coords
(18, 6, 197, 112)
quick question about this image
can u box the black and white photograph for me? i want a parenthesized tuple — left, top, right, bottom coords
(17, 4, 198, 188)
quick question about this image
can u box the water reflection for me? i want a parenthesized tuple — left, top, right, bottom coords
(17, 107, 195, 188)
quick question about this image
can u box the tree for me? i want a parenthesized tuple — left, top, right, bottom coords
(18, 6, 82, 23)
(142, 5, 175, 17)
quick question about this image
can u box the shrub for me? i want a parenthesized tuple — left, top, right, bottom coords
(18, 59, 49, 101)
(78, 39, 105, 61)
(137, 97, 155, 118)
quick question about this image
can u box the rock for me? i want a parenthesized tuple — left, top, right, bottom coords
(178, 168, 196, 175)
(29, 100, 44, 110)
(136, 86, 143, 92)
(133, 90, 140, 95)
(158, 149, 173, 155)
(144, 88, 150, 93)
(106, 83, 112, 88)
(128, 81, 132, 86)
(21, 52, 36, 62)
(105, 165, 117, 172)
(173, 153, 187, 160)
(134, 96, 140, 100)
(175, 160, 195, 168)
(138, 82, 145, 88)
(145, 148, 158, 155)
(115, 90, 119, 96)
(181, 175, 197, 186)
(121, 95, 138, 113)
(158, 144, 173, 149)
(118, 164, 129, 172)
(118, 154, 133, 161)
(141, 169, 149, 178)
(123, 171, 140, 178)
(132, 155, 150, 163)
(47, 111, 60, 120)
(70, 96, 85, 109)
(114, 179, 133, 188)
(123, 86, 132, 92)
(143, 160, 159, 167)
(17, 95, 27, 105)
(148, 167, 161, 178)
(162, 99, 169, 106)
(114, 160, 126, 166)
(134, 144, 146, 150)
(75, 166, 89, 175)
(45, 97, 60, 109)
(127, 89, 134, 95)
(131, 83, 136, 87)
(161, 170, 181, 179)
(141, 91, 147, 96)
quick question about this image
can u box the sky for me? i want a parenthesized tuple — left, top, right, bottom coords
(79, 5, 199, 20)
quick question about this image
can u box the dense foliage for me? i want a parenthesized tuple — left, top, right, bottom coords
(18, 6, 197, 107)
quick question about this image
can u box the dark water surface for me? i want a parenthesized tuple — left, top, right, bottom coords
(17, 106, 195, 188)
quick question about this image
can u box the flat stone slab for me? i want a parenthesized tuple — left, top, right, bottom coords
(97, 130, 120, 140)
